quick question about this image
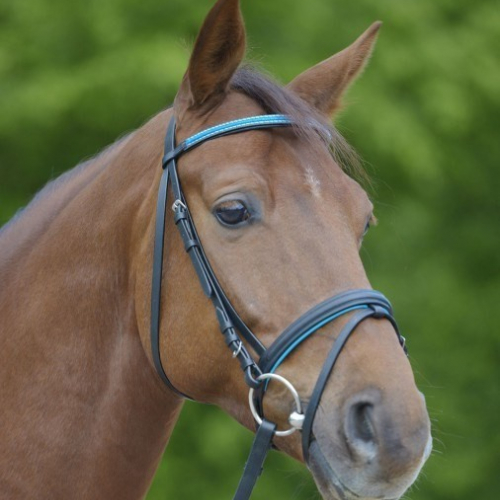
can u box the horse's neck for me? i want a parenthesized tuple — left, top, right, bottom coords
(0, 111, 182, 499)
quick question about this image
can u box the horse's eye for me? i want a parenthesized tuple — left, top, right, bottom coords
(214, 200, 251, 227)
(363, 220, 371, 237)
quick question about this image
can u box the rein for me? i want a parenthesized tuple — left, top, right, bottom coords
(151, 113, 407, 500)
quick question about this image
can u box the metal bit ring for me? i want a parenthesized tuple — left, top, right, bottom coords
(248, 373, 304, 437)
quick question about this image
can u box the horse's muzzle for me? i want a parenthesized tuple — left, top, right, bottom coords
(308, 388, 432, 500)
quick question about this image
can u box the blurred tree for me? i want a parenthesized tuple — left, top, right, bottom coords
(0, 1, 498, 499)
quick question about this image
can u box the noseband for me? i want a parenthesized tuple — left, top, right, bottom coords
(151, 113, 407, 500)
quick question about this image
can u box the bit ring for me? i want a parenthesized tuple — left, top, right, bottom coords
(248, 373, 304, 437)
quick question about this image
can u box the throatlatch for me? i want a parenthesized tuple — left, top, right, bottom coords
(151, 113, 407, 500)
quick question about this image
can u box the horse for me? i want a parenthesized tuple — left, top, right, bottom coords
(0, 0, 432, 498)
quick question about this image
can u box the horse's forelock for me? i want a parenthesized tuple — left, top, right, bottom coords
(230, 66, 366, 185)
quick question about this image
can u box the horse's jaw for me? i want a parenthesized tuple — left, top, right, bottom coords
(307, 437, 433, 500)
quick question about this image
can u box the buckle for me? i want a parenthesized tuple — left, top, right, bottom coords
(171, 199, 187, 212)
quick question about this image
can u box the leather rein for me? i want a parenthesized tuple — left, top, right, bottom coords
(151, 113, 407, 500)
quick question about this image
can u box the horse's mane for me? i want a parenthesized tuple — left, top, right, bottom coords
(231, 66, 365, 183)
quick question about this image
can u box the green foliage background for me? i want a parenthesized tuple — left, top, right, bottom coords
(0, 0, 498, 499)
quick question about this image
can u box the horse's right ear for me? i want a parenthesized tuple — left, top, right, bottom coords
(174, 0, 246, 119)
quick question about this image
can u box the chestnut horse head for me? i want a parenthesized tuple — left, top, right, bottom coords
(0, 0, 431, 499)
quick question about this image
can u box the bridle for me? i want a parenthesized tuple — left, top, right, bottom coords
(151, 113, 407, 500)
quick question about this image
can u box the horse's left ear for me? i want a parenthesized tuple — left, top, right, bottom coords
(287, 22, 382, 118)
(175, 0, 246, 118)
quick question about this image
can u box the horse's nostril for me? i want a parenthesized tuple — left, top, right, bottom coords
(352, 403, 376, 443)
(342, 391, 431, 476)
(345, 400, 379, 462)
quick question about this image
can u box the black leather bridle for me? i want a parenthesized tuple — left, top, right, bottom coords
(151, 113, 407, 500)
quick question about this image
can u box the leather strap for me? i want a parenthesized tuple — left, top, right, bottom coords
(162, 114, 293, 165)
(233, 419, 277, 500)
(168, 159, 266, 357)
(301, 308, 391, 461)
(150, 119, 190, 399)
(258, 290, 393, 375)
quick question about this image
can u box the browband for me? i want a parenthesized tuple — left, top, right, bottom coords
(162, 114, 294, 165)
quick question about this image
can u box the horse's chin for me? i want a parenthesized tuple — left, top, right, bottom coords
(307, 440, 430, 500)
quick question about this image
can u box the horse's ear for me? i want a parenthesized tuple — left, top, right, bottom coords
(175, 0, 246, 117)
(287, 22, 382, 118)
